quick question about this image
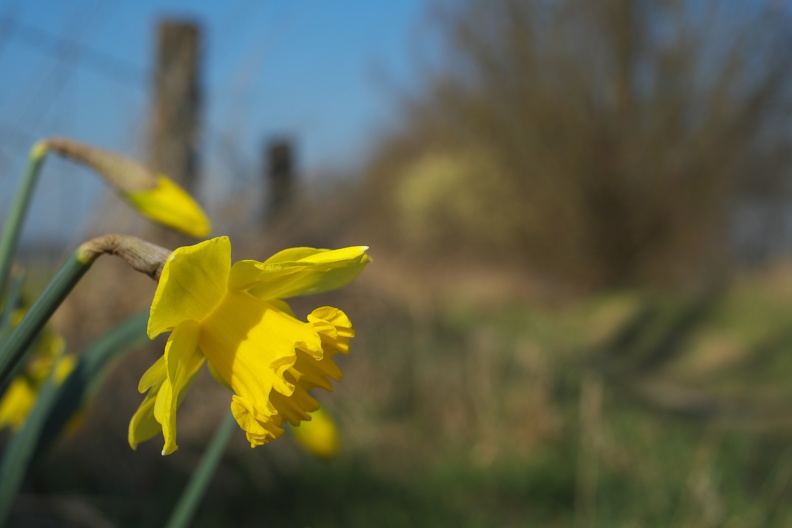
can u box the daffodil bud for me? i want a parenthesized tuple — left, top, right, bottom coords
(43, 138, 211, 237)
(291, 408, 340, 459)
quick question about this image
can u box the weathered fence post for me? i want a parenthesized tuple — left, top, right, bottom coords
(148, 20, 202, 193)
(265, 137, 295, 221)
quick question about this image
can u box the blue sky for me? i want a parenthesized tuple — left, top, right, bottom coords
(0, 0, 430, 241)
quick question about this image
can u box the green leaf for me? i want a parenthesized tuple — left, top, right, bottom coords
(0, 361, 58, 525)
(0, 310, 148, 525)
(35, 310, 150, 456)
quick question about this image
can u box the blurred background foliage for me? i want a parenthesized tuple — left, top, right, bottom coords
(8, 0, 792, 526)
(361, 0, 792, 290)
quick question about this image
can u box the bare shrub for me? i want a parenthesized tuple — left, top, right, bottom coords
(362, 0, 792, 290)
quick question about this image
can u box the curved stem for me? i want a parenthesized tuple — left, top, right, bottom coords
(0, 253, 91, 387)
(0, 234, 169, 388)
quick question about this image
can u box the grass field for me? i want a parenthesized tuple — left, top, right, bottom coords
(15, 262, 792, 527)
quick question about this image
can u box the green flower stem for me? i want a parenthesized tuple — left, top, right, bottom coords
(165, 410, 238, 528)
(0, 251, 93, 388)
(0, 270, 25, 341)
(0, 234, 169, 389)
(0, 143, 49, 300)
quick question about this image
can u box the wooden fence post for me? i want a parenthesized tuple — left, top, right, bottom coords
(265, 137, 295, 221)
(148, 20, 201, 193)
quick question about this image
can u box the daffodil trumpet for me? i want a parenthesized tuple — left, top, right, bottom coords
(0, 235, 172, 388)
(129, 236, 370, 455)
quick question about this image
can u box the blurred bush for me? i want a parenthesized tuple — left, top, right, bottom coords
(361, 0, 792, 290)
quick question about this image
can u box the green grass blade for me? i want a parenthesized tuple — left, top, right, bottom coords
(0, 144, 48, 300)
(0, 310, 149, 525)
(0, 359, 59, 525)
(0, 270, 26, 342)
(165, 410, 237, 528)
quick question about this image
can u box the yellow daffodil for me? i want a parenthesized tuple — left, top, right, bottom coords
(129, 236, 370, 455)
(0, 312, 74, 431)
(291, 407, 340, 459)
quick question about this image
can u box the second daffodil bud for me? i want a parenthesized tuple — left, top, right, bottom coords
(291, 408, 340, 459)
(43, 138, 211, 238)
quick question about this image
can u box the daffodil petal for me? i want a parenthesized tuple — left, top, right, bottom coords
(228, 246, 371, 299)
(126, 175, 211, 238)
(157, 320, 204, 455)
(264, 247, 335, 264)
(148, 236, 231, 338)
(138, 356, 166, 393)
(129, 389, 161, 450)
